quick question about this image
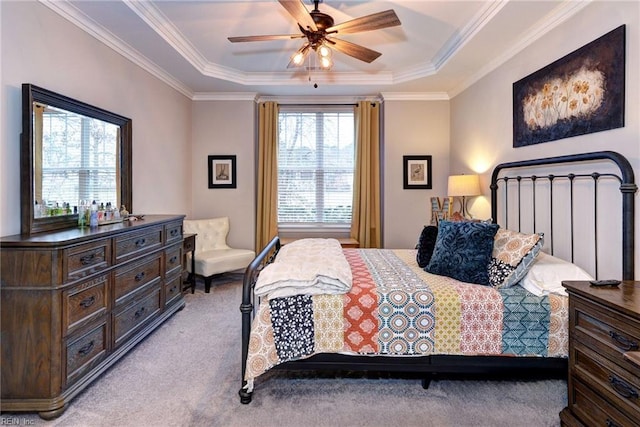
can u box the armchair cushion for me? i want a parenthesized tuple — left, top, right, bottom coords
(183, 217, 256, 292)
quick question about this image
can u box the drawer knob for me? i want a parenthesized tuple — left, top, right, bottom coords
(609, 331, 639, 351)
(134, 272, 145, 282)
(606, 419, 622, 427)
(170, 229, 179, 237)
(135, 238, 147, 248)
(78, 340, 95, 356)
(79, 296, 96, 308)
(169, 256, 178, 264)
(80, 253, 97, 265)
(609, 375, 639, 399)
(134, 306, 146, 319)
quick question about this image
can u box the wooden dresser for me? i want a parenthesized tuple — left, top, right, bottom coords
(560, 280, 640, 426)
(0, 215, 186, 419)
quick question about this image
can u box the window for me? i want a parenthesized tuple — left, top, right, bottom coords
(39, 105, 119, 212)
(277, 107, 355, 231)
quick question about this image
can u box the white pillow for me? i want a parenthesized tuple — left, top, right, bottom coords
(519, 252, 593, 296)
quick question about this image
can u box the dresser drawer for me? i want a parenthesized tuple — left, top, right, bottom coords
(65, 239, 111, 282)
(570, 377, 637, 427)
(113, 288, 161, 347)
(573, 296, 640, 374)
(114, 226, 163, 264)
(63, 275, 109, 333)
(114, 254, 162, 305)
(165, 244, 182, 276)
(573, 344, 640, 420)
(65, 322, 108, 387)
(165, 221, 183, 245)
(164, 273, 182, 307)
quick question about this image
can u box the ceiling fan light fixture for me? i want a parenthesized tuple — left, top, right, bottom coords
(318, 54, 333, 70)
(317, 43, 331, 58)
(290, 44, 310, 67)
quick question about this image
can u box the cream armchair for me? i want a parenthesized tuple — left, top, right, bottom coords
(183, 217, 255, 293)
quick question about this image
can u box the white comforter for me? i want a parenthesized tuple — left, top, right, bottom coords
(254, 238, 353, 299)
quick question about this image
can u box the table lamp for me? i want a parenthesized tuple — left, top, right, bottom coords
(447, 174, 481, 218)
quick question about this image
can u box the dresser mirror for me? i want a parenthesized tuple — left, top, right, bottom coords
(21, 84, 132, 235)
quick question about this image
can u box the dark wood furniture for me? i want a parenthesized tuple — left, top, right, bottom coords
(239, 151, 637, 404)
(182, 233, 197, 293)
(0, 215, 186, 419)
(560, 281, 640, 426)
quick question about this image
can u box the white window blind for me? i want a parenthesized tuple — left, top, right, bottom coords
(278, 107, 355, 226)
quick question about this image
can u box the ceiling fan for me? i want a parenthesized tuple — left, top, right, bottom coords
(228, 0, 401, 70)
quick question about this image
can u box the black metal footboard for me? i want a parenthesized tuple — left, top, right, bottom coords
(239, 236, 281, 404)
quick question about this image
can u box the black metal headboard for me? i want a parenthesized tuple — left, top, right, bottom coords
(490, 151, 637, 280)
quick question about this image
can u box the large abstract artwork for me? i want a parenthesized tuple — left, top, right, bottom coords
(513, 25, 625, 147)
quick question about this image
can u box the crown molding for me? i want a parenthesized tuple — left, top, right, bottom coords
(39, 0, 194, 99)
(192, 92, 259, 102)
(256, 95, 382, 104)
(380, 92, 450, 101)
(448, 0, 592, 98)
(41, 0, 592, 100)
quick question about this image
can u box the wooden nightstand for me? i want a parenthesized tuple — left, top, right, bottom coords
(182, 233, 196, 293)
(560, 280, 640, 427)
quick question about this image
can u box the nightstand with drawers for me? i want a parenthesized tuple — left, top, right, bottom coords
(560, 280, 640, 427)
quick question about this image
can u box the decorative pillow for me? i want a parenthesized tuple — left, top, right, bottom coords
(425, 220, 499, 285)
(520, 251, 593, 296)
(416, 226, 438, 267)
(487, 228, 544, 289)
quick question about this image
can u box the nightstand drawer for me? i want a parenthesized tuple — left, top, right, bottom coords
(571, 378, 636, 427)
(573, 344, 640, 420)
(573, 296, 640, 374)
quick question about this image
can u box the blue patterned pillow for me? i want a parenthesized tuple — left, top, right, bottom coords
(416, 226, 438, 267)
(425, 220, 499, 285)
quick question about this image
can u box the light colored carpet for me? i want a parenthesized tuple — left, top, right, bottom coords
(12, 274, 566, 426)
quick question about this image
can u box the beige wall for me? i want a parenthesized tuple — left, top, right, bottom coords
(190, 101, 256, 250)
(0, 1, 192, 236)
(2, 0, 637, 272)
(383, 100, 450, 248)
(450, 0, 640, 278)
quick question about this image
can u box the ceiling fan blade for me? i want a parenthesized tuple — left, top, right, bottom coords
(326, 10, 401, 34)
(228, 34, 305, 43)
(278, 0, 317, 32)
(328, 38, 382, 63)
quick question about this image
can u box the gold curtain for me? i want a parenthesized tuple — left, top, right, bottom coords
(350, 101, 381, 248)
(255, 101, 279, 251)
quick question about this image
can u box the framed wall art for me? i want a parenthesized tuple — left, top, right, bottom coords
(208, 155, 236, 189)
(403, 155, 432, 189)
(513, 25, 625, 147)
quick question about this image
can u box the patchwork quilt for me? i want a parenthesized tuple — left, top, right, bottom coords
(244, 249, 568, 387)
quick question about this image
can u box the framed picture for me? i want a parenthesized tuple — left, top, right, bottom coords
(208, 155, 236, 189)
(403, 155, 432, 189)
(513, 25, 625, 147)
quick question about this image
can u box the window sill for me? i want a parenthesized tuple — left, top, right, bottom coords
(280, 237, 359, 248)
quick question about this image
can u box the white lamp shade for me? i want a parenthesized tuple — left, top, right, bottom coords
(448, 174, 481, 197)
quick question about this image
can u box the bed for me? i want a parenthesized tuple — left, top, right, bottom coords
(239, 151, 636, 404)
